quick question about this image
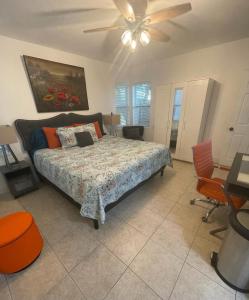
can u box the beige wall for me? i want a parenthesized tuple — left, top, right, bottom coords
(0, 35, 114, 193)
(113, 37, 249, 163)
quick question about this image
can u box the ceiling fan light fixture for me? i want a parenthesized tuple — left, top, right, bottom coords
(140, 30, 151, 46)
(121, 30, 132, 46)
(130, 39, 137, 51)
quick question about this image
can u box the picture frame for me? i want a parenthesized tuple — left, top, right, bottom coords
(23, 55, 89, 112)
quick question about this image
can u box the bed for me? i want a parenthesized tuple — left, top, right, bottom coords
(15, 113, 171, 229)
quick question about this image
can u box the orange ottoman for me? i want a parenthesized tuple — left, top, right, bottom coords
(0, 211, 43, 273)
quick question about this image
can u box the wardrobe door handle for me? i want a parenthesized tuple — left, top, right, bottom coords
(229, 127, 234, 132)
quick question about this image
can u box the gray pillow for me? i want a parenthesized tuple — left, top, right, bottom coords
(75, 131, 94, 147)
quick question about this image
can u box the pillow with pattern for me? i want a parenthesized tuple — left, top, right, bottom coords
(81, 123, 98, 142)
(57, 124, 98, 148)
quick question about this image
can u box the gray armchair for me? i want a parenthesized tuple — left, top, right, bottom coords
(122, 126, 144, 141)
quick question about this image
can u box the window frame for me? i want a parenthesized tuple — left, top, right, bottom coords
(115, 81, 152, 128)
(132, 81, 152, 127)
(115, 83, 130, 126)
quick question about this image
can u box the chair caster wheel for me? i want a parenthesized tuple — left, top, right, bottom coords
(202, 216, 208, 223)
(190, 199, 195, 205)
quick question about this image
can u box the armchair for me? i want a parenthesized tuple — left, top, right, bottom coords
(122, 126, 144, 141)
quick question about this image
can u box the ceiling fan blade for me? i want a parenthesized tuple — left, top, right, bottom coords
(129, 0, 148, 17)
(145, 3, 192, 25)
(83, 25, 125, 33)
(113, 0, 136, 22)
(39, 8, 115, 17)
(148, 27, 170, 42)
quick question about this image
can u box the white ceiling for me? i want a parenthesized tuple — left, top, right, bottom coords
(1, 0, 249, 64)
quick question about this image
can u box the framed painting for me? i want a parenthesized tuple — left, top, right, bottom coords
(23, 55, 89, 112)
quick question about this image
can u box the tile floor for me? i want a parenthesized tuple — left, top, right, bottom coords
(0, 160, 248, 300)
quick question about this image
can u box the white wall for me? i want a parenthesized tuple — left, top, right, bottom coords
(113, 37, 249, 163)
(0, 35, 114, 193)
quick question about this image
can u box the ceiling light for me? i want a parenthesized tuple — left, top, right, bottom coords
(130, 39, 137, 51)
(140, 30, 151, 46)
(121, 30, 132, 46)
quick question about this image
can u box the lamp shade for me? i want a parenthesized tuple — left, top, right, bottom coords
(0, 126, 17, 145)
(103, 114, 120, 126)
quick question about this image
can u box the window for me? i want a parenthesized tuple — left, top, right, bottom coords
(132, 83, 151, 127)
(115, 82, 151, 127)
(115, 84, 129, 126)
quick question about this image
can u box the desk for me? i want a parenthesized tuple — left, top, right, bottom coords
(225, 152, 249, 201)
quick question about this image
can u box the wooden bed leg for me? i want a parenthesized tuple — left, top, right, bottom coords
(93, 219, 99, 230)
(160, 167, 165, 177)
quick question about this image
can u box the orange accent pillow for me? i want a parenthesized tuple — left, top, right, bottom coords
(42, 127, 61, 149)
(73, 122, 103, 139)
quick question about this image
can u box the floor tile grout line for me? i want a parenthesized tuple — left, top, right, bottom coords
(119, 221, 163, 296)
(106, 212, 150, 240)
(68, 237, 127, 273)
(111, 186, 182, 239)
(129, 267, 164, 300)
(108, 210, 182, 300)
(169, 214, 236, 298)
(5, 275, 13, 300)
(194, 230, 224, 247)
(184, 222, 236, 295)
(97, 168, 199, 299)
(45, 237, 89, 299)
(103, 194, 183, 268)
(102, 265, 130, 300)
(167, 215, 203, 299)
(64, 239, 129, 300)
(185, 261, 236, 296)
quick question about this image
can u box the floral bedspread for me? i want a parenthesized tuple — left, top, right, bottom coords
(34, 135, 171, 223)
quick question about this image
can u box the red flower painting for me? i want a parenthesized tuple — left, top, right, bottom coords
(71, 95, 80, 104)
(23, 56, 89, 112)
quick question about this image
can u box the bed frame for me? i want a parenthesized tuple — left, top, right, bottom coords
(15, 113, 165, 229)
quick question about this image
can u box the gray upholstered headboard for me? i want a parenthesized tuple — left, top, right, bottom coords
(15, 112, 105, 153)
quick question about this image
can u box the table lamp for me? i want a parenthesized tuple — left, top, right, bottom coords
(103, 113, 120, 136)
(0, 125, 19, 168)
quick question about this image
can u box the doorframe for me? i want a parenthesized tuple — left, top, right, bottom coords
(169, 82, 187, 159)
(219, 69, 249, 166)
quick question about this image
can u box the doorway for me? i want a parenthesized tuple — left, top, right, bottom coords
(221, 71, 249, 166)
(169, 88, 184, 154)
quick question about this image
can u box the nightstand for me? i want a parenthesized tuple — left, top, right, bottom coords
(0, 161, 39, 198)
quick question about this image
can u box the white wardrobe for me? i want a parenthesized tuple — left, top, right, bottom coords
(154, 78, 214, 162)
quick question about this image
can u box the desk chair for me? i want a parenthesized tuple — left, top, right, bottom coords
(190, 140, 245, 224)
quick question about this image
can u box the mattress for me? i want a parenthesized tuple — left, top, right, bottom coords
(34, 135, 171, 223)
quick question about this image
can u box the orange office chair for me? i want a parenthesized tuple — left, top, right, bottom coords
(190, 140, 245, 223)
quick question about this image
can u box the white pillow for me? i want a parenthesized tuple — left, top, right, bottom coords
(57, 124, 98, 148)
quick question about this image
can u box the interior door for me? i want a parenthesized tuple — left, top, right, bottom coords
(153, 85, 172, 145)
(176, 79, 209, 162)
(222, 74, 249, 165)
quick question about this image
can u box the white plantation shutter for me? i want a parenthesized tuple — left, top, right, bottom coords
(115, 84, 129, 126)
(132, 83, 151, 127)
(115, 82, 152, 127)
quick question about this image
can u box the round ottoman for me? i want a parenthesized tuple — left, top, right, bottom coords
(0, 211, 43, 273)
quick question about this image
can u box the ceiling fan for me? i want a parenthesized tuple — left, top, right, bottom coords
(83, 0, 192, 51)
